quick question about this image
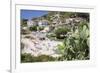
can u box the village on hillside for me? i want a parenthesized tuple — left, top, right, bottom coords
(21, 11, 90, 62)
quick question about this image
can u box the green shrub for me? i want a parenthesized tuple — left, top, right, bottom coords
(21, 53, 34, 62)
(57, 22, 90, 60)
(37, 55, 56, 62)
(21, 53, 56, 63)
(38, 26, 44, 31)
(29, 26, 37, 31)
(54, 27, 70, 39)
(21, 29, 30, 34)
(46, 33, 56, 40)
(21, 19, 28, 27)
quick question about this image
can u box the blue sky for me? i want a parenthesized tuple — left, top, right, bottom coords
(21, 10, 48, 20)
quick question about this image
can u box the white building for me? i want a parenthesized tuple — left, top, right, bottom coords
(27, 19, 49, 27)
(27, 20, 38, 27)
(38, 20, 49, 27)
(27, 20, 34, 27)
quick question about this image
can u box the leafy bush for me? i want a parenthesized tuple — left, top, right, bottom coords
(21, 19, 28, 27)
(21, 29, 30, 34)
(46, 33, 56, 40)
(21, 53, 34, 62)
(57, 22, 90, 60)
(38, 26, 44, 31)
(29, 26, 37, 31)
(37, 55, 56, 62)
(21, 53, 56, 63)
(29, 26, 44, 31)
(76, 13, 89, 22)
(54, 27, 70, 39)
